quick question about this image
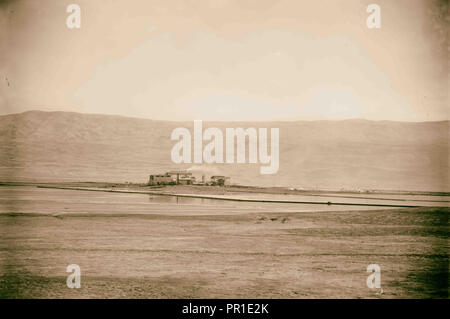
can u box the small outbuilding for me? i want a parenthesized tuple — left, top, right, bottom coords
(210, 175, 230, 186)
(148, 173, 174, 185)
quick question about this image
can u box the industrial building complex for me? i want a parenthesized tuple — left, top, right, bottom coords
(148, 171, 230, 186)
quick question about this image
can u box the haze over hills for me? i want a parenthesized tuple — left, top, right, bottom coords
(0, 110, 448, 192)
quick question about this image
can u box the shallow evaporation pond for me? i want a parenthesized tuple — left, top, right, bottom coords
(0, 186, 443, 216)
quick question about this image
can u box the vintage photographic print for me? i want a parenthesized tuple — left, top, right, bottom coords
(0, 0, 448, 306)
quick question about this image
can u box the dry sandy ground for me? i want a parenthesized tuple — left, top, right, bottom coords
(0, 188, 447, 298)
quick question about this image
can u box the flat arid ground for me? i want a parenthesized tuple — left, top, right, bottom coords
(0, 185, 448, 298)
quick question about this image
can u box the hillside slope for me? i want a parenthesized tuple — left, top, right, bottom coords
(0, 111, 448, 191)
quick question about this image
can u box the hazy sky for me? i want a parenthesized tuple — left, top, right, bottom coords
(0, 0, 448, 121)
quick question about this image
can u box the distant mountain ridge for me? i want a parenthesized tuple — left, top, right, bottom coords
(0, 110, 448, 192)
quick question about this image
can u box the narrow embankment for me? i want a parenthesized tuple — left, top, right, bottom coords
(33, 185, 440, 208)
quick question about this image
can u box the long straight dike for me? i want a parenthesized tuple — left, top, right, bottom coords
(31, 185, 434, 208)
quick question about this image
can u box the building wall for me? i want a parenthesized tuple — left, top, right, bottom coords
(148, 175, 173, 185)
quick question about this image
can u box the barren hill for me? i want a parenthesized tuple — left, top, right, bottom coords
(0, 110, 448, 191)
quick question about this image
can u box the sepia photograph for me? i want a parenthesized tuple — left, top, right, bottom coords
(0, 0, 448, 309)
